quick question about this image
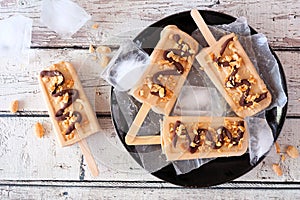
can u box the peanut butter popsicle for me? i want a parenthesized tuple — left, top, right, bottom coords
(39, 61, 100, 176)
(191, 9, 272, 118)
(125, 25, 199, 145)
(161, 116, 248, 161)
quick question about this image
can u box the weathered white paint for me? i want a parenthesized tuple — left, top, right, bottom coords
(0, 184, 300, 199)
(0, 0, 298, 47)
(0, 49, 298, 116)
(0, 116, 298, 182)
(0, 0, 299, 198)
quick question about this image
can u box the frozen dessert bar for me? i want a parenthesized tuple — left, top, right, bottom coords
(130, 25, 199, 115)
(126, 25, 199, 145)
(161, 116, 248, 161)
(191, 9, 272, 117)
(39, 61, 101, 146)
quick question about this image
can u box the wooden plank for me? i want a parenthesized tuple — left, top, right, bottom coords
(0, 48, 111, 114)
(0, 116, 155, 181)
(0, 184, 299, 199)
(0, 0, 298, 48)
(0, 49, 297, 116)
(0, 117, 81, 180)
(0, 116, 298, 182)
(280, 51, 300, 116)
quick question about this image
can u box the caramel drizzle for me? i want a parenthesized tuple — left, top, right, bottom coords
(41, 70, 82, 135)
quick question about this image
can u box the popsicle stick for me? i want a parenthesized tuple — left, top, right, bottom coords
(126, 135, 161, 145)
(125, 102, 152, 144)
(78, 139, 99, 177)
(190, 9, 216, 46)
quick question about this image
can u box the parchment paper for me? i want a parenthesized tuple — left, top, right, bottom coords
(112, 17, 287, 174)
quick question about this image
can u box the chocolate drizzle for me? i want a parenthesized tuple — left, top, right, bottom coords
(189, 128, 215, 153)
(148, 35, 195, 98)
(172, 121, 191, 148)
(220, 37, 234, 55)
(187, 121, 246, 154)
(163, 50, 184, 74)
(152, 69, 181, 86)
(217, 39, 268, 107)
(41, 70, 82, 135)
(40, 70, 64, 94)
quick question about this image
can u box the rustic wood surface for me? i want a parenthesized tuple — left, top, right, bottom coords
(0, 0, 299, 199)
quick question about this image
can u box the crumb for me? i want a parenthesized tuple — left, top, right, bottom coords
(281, 154, 286, 162)
(100, 55, 110, 67)
(275, 142, 280, 153)
(96, 46, 111, 54)
(10, 100, 19, 113)
(272, 163, 283, 176)
(89, 44, 95, 53)
(92, 23, 99, 29)
(35, 122, 44, 138)
(91, 56, 98, 61)
(286, 145, 299, 158)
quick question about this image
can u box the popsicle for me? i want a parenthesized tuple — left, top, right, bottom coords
(161, 116, 248, 161)
(125, 25, 199, 145)
(191, 9, 272, 118)
(39, 61, 100, 176)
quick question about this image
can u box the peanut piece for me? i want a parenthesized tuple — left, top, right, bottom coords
(281, 154, 286, 162)
(10, 100, 19, 113)
(286, 145, 299, 158)
(100, 55, 110, 68)
(96, 46, 111, 54)
(92, 23, 99, 29)
(275, 142, 281, 154)
(89, 44, 95, 53)
(35, 122, 44, 138)
(272, 163, 283, 176)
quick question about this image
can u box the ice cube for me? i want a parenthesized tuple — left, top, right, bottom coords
(101, 40, 150, 91)
(0, 15, 32, 59)
(40, 0, 91, 38)
(173, 85, 227, 116)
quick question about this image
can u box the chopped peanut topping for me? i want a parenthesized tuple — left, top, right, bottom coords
(272, 163, 283, 176)
(34, 122, 44, 138)
(10, 100, 19, 113)
(286, 145, 299, 158)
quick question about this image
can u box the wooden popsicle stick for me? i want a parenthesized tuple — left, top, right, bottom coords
(125, 102, 152, 144)
(126, 135, 161, 145)
(190, 9, 217, 46)
(78, 139, 99, 177)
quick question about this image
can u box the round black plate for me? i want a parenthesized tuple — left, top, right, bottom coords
(110, 10, 288, 187)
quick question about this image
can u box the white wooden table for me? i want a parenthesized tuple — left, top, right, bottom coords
(0, 0, 299, 199)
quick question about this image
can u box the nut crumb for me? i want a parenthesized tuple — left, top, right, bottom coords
(275, 142, 281, 153)
(286, 145, 299, 158)
(89, 44, 95, 53)
(281, 154, 286, 162)
(10, 100, 19, 113)
(272, 163, 283, 176)
(100, 55, 110, 67)
(96, 46, 111, 54)
(35, 122, 44, 138)
(92, 23, 99, 29)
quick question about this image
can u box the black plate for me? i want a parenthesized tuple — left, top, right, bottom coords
(110, 10, 288, 187)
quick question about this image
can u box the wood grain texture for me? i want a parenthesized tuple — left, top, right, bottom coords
(0, 184, 299, 199)
(0, 0, 298, 48)
(0, 0, 299, 197)
(0, 49, 297, 115)
(0, 116, 298, 182)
